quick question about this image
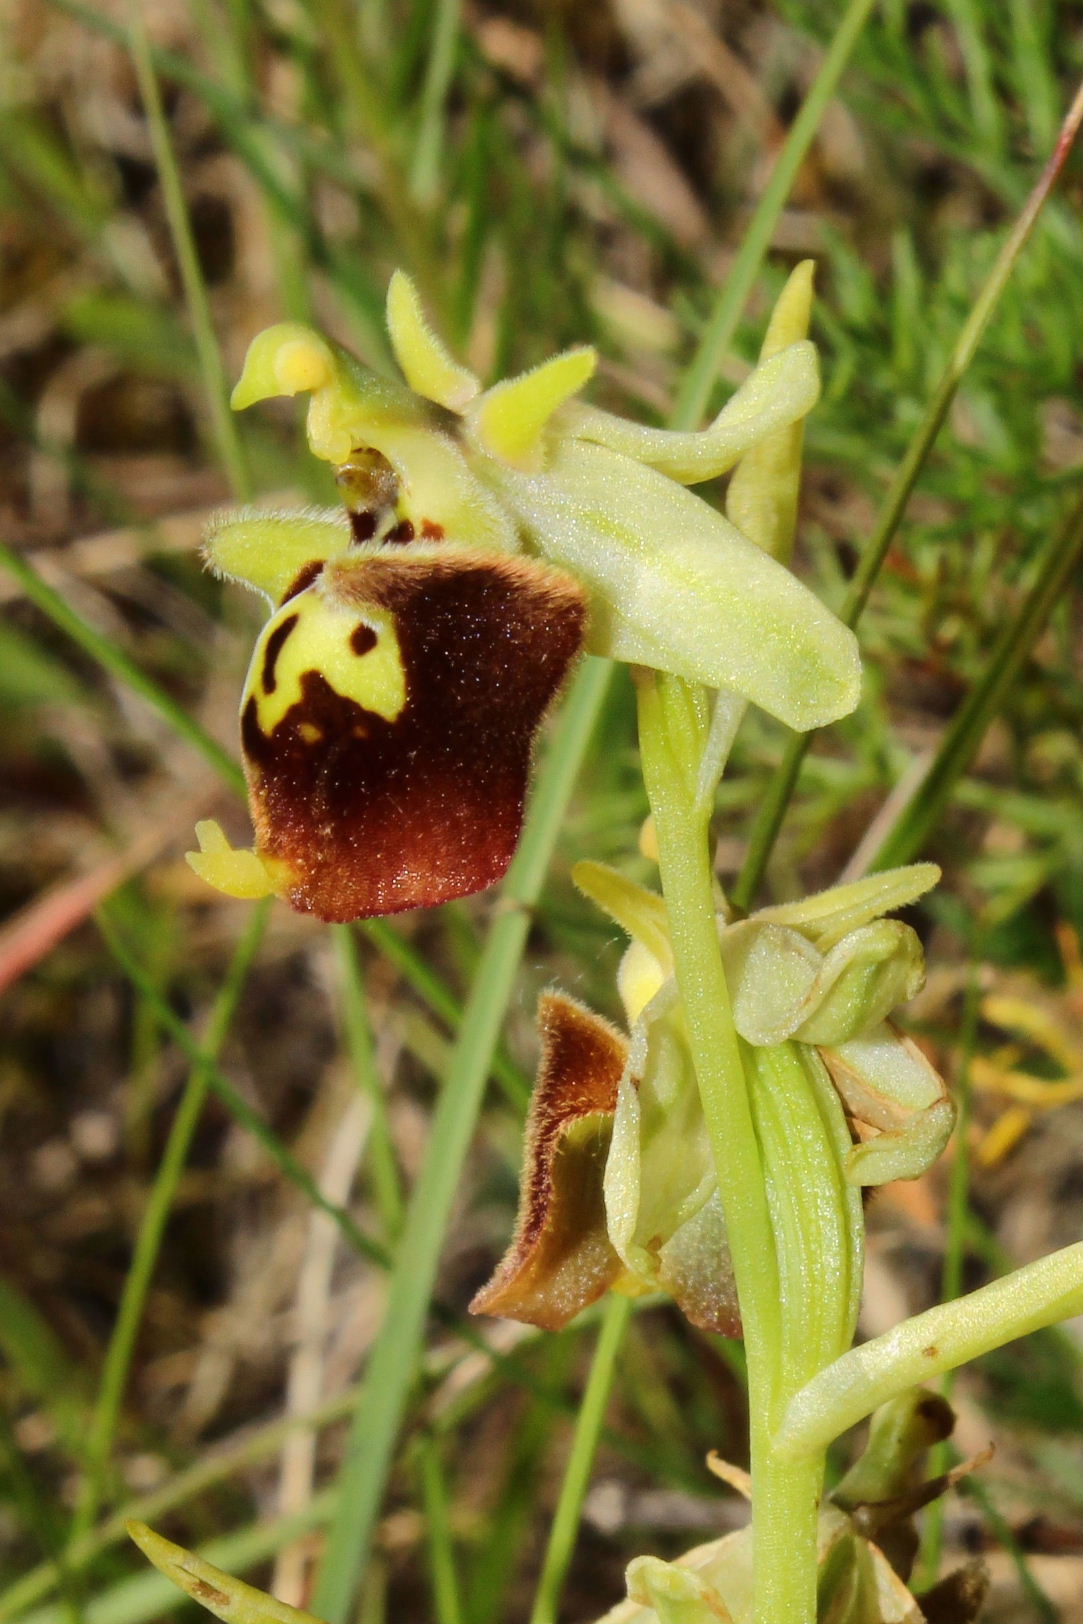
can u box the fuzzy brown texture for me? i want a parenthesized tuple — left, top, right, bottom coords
(471, 992, 629, 1330)
(243, 548, 586, 920)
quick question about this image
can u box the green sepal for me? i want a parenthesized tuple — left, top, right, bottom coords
(725, 261, 815, 562)
(625, 1556, 736, 1624)
(754, 864, 941, 951)
(820, 1025, 956, 1186)
(491, 438, 861, 732)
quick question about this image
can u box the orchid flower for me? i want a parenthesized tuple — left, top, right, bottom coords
(188, 268, 860, 920)
(471, 863, 953, 1334)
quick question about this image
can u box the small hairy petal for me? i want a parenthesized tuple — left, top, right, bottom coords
(240, 547, 586, 920)
(471, 994, 628, 1330)
(572, 860, 674, 979)
(385, 269, 479, 409)
(493, 440, 861, 731)
(470, 347, 597, 469)
(203, 510, 351, 604)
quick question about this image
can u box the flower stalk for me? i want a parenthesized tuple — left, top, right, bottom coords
(637, 669, 857, 1624)
(775, 1240, 1083, 1462)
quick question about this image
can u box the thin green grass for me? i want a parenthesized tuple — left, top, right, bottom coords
(417, 1433, 465, 1624)
(311, 657, 613, 1624)
(68, 901, 270, 1547)
(332, 927, 404, 1240)
(126, 1, 250, 501)
(734, 78, 1083, 906)
(527, 1296, 634, 1624)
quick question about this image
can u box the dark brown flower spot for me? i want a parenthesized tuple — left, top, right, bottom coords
(350, 623, 378, 656)
(261, 612, 299, 694)
(350, 510, 378, 543)
(385, 518, 415, 545)
(280, 560, 324, 605)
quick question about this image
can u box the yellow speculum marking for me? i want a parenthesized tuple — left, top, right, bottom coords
(245, 588, 407, 736)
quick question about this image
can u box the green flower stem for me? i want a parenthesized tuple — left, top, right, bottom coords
(528, 1294, 633, 1624)
(311, 656, 612, 1624)
(637, 671, 824, 1624)
(68, 900, 269, 1548)
(774, 1242, 1083, 1461)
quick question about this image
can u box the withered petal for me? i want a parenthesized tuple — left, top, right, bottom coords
(657, 1191, 742, 1338)
(242, 547, 586, 921)
(471, 993, 628, 1330)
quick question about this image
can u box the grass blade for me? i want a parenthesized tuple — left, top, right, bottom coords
(0, 541, 242, 792)
(94, 910, 386, 1267)
(417, 1435, 464, 1624)
(333, 926, 404, 1239)
(409, 0, 463, 206)
(527, 1295, 633, 1624)
(732, 78, 1083, 909)
(311, 656, 612, 1624)
(125, 1, 248, 498)
(868, 486, 1083, 870)
(68, 900, 269, 1546)
(672, 0, 877, 429)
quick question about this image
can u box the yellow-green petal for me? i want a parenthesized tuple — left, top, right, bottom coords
(386, 269, 480, 409)
(470, 346, 598, 470)
(564, 339, 819, 485)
